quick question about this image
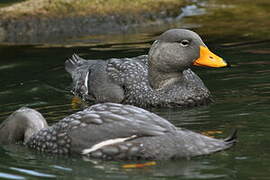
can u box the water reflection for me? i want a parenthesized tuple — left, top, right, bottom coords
(0, 144, 238, 180)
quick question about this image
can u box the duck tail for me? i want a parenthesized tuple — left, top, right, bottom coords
(65, 54, 87, 74)
(224, 129, 238, 147)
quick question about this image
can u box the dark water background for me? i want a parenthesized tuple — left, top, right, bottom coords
(0, 0, 270, 179)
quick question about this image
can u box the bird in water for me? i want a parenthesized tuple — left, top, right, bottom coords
(65, 29, 229, 108)
(0, 103, 236, 160)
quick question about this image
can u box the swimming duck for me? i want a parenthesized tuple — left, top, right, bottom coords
(0, 103, 236, 160)
(65, 29, 228, 108)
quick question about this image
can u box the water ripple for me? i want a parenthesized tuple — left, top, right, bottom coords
(9, 167, 56, 178)
(0, 172, 24, 180)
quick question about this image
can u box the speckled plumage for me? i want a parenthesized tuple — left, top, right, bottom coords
(106, 56, 210, 107)
(65, 29, 214, 108)
(1, 103, 236, 160)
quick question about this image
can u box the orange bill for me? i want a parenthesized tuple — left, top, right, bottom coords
(193, 46, 228, 67)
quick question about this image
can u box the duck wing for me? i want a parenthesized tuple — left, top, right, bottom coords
(106, 55, 149, 86)
(67, 103, 176, 154)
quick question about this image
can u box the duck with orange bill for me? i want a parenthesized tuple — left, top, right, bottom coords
(65, 29, 229, 108)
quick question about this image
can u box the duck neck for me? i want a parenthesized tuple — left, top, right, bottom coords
(0, 108, 48, 144)
(148, 66, 183, 89)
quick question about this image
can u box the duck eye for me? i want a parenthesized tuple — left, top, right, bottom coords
(179, 40, 190, 47)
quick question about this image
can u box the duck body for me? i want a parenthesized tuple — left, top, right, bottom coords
(66, 54, 210, 108)
(65, 29, 228, 108)
(0, 103, 236, 160)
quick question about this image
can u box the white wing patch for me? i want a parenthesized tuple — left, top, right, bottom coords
(82, 135, 137, 155)
(84, 71, 89, 94)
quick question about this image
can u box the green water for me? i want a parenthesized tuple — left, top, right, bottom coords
(0, 0, 270, 179)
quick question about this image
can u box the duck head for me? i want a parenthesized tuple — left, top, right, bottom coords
(0, 107, 48, 144)
(148, 29, 228, 89)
